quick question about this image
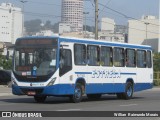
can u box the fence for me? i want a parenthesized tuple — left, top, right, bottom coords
(154, 72, 160, 86)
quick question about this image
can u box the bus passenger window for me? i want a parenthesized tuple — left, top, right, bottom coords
(147, 51, 152, 68)
(137, 50, 146, 68)
(87, 45, 100, 66)
(101, 46, 113, 66)
(113, 48, 125, 67)
(74, 44, 86, 65)
(126, 49, 136, 67)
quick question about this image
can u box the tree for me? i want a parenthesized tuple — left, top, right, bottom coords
(24, 19, 42, 35)
(153, 53, 160, 72)
(52, 22, 60, 33)
(44, 20, 52, 30)
(0, 54, 12, 70)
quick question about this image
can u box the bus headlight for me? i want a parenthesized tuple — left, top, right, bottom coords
(47, 77, 56, 86)
(11, 77, 18, 86)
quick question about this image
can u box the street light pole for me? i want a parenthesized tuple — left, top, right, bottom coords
(95, 0, 98, 40)
(20, 0, 27, 37)
(83, 12, 89, 38)
(145, 22, 150, 45)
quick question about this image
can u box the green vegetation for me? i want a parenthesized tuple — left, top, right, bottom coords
(0, 54, 12, 70)
(153, 53, 160, 86)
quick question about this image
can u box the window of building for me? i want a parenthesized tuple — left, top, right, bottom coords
(87, 45, 100, 66)
(113, 47, 125, 67)
(74, 44, 86, 65)
(126, 49, 136, 67)
(101, 46, 113, 66)
(137, 50, 146, 68)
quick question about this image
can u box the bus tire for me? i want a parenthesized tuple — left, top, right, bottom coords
(122, 82, 133, 100)
(34, 96, 46, 103)
(70, 83, 82, 103)
(87, 94, 102, 100)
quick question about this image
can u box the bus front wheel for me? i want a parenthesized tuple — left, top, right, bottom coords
(34, 96, 46, 103)
(70, 83, 82, 103)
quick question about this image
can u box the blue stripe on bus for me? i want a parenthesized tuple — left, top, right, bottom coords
(75, 72, 92, 74)
(120, 73, 137, 75)
(75, 72, 136, 75)
(12, 83, 152, 96)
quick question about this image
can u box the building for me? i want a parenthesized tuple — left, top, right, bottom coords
(99, 31, 125, 43)
(99, 17, 126, 43)
(115, 25, 128, 34)
(128, 15, 159, 45)
(0, 3, 22, 44)
(59, 23, 72, 34)
(35, 30, 54, 36)
(101, 17, 115, 33)
(61, 0, 83, 32)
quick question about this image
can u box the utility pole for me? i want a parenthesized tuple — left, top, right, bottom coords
(20, 0, 28, 37)
(144, 22, 150, 45)
(95, 0, 98, 40)
(83, 12, 89, 38)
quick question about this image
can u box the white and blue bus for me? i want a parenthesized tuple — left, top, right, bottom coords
(12, 36, 153, 103)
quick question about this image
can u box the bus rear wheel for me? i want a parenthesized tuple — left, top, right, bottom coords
(122, 82, 133, 100)
(70, 83, 82, 103)
(34, 96, 46, 103)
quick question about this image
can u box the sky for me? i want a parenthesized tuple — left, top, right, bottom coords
(0, 0, 159, 26)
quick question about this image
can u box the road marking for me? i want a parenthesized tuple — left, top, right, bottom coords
(56, 109, 81, 111)
(120, 104, 138, 107)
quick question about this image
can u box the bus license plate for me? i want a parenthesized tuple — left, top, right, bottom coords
(27, 91, 36, 95)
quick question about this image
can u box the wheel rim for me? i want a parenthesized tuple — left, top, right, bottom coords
(127, 86, 132, 97)
(75, 88, 81, 99)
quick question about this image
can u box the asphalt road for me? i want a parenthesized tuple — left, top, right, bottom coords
(0, 86, 160, 120)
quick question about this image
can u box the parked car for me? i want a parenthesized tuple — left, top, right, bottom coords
(0, 70, 11, 87)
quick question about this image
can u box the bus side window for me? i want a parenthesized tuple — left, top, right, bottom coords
(101, 46, 113, 66)
(87, 45, 100, 66)
(113, 47, 125, 67)
(60, 49, 72, 76)
(74, 44, 86, 65)
(126, 49, 136, 67)
(137, 50, 146, 68)
(147, 51, 152, 68)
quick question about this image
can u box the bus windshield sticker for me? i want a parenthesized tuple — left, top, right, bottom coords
(50, 60, 56, 66)
(32, 66, 37, 76)
(22, 72, 27, 76)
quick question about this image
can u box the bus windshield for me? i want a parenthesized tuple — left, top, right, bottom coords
(14, 46, 57, 76)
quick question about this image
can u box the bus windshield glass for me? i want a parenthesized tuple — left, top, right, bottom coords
(14, 38, 57, 76)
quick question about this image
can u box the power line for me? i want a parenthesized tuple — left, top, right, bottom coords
(14, 0, 61, 6)
(98, 3, 160, 27)
(0, 2, 159, 35)
(98, 0, 112, 16)
(85, 18, 160, 35)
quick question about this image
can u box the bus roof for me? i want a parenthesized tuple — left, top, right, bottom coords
(16, 35, 152, 50)
(59, 36, 152, 50)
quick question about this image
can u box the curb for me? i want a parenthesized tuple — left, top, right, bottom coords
(0, 93, 13, 96)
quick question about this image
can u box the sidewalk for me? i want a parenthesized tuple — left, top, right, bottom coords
(0, 85, 13, 96)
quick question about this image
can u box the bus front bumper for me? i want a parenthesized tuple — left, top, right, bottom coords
(12, 84, 75, 96)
